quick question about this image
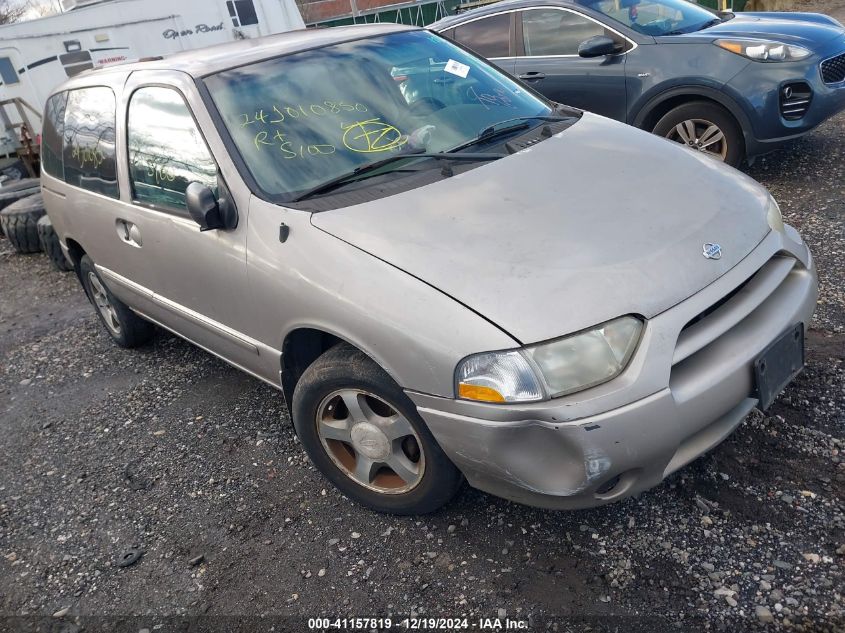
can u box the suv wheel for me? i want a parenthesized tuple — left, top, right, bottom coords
(292, 343, 463, 514)
(79, 255, 154, 348)
(652, 101, 744, 167)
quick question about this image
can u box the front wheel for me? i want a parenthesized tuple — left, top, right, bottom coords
(652, 101, 744, 167)
(292, 344, 463, 514)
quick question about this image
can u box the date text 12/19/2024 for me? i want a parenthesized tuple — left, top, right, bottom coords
(307, 618, 530, 630)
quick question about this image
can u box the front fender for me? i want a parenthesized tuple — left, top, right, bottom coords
(246, 196, 519, 399)
(630, 83, 755, 152)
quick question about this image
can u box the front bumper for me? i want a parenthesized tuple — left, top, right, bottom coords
(408, 227, 817, 509)
(726, 45, 845, 156)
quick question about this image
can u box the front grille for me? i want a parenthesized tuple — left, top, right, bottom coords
(680, 274, 753, 333)
(821, 51, 845, 84)
(779, 82, 812, 120)
(672, 256, 797, 367)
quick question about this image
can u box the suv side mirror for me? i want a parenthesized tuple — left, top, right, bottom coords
(186, 181, 237, 231)
(578, 35, 622, 58)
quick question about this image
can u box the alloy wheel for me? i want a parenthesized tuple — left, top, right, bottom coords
(316, 389, 425, 494)
(87, 272, 121, 336)
(665, 118, 728, 161)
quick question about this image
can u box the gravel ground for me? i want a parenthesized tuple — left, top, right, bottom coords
(2, 12, 845, 633)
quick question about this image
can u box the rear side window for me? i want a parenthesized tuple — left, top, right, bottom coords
(451, 13, 511, 58)
(227, 0, 259, 26)
(521, 9, 613, 56)
(0, 57, 19, 84)
(62, 87, 119, 198)
(127, 86, 218, 212)
(42, 92, 67, 180)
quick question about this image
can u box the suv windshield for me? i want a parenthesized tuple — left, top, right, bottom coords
(576, 0, 720, 36)
(204, 30, 552, 202)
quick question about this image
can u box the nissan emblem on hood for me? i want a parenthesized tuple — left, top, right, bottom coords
(703, 243, 723, 260)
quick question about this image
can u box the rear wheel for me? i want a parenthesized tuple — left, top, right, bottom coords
(652, 101, 744, 167)
(79, 255, 154, 348)
(292, 343, 463, 514)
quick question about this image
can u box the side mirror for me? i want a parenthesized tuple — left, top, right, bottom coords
(185, 181, 238, 231)
(578, 35, 622, 58)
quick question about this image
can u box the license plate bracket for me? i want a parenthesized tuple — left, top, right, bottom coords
(754, 323, 804, 411)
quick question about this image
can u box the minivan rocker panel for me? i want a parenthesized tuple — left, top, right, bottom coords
(312, 112, 772, 344)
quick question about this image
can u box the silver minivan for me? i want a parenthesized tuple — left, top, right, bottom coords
(42, 24, 817, 514)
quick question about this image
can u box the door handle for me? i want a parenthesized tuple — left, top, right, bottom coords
(116, 219, 142, 248)
(518, 72, 546, 81)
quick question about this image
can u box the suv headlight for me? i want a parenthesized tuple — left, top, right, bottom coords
(715, 39, 812, 62)
(767, 195, 785, 232)
(455, 316, 643, 403)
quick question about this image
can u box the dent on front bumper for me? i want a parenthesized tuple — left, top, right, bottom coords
(408, 227, 818, 510)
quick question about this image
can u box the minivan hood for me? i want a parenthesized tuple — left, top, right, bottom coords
(312, 113, 772, 344)
(686, 12, 844, 48)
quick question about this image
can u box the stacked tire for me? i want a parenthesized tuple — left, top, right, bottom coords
(1, 192, 46, 253)
(38, 213, 73, 271)
(0, 178, 40, 237)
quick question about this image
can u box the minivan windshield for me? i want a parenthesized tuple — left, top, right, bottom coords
(204, 30, 552, 202)
(577, 0, 721, 36)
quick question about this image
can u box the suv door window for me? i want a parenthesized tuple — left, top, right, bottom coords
(127, 86, 218, 212)
(521, 9, 617, 56)
(62, 86, 119, 198)
(42, 92, 67, 180)
(451, 13, 511, 58)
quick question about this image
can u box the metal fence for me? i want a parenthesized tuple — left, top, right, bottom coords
(302, 0, 749, 29)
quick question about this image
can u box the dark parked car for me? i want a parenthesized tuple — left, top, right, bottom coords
(431, 0, 845, 165)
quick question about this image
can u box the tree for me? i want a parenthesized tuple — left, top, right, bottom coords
(0, 0, 26, 24)
(24, 0, 60, 18)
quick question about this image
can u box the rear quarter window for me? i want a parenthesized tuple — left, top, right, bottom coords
(451, 13, 512, 58)
(42, 92, 67, 180)
(62, 86, 119, 199)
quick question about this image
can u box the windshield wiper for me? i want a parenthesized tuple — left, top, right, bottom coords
(664, 16, 722, 36)
(291, 151, 505, 202)
(448, 115, 568, 154)
(697, 17, 723, 31)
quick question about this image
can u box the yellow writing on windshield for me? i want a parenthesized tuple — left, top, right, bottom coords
(239, 100, 377, 160)
(253, 130, 337, 158)
(239, 101, 368, 128)
(342, 119, 406, 154)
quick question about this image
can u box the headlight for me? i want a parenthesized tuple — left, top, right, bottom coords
(715, 39, 812, 62)
(455, 316, 643, 403)
(767, 196, 785, 232)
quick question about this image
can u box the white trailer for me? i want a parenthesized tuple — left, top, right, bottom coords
(0, 0, 304, 152)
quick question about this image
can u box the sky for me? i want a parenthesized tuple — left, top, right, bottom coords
(13, 0, 64, 22)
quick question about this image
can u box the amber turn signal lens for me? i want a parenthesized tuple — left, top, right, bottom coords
(457, 383, 506, 403)
(717, 41, 744, 54)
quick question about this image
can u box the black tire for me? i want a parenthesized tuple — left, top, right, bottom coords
(292, 343, 463, 514)
(651, 101, 744, 168)
(37, 214, 73, 271)
(78, 254, 155, 348)
(0, 179, 40, 237)
(0, 192, 45, 253)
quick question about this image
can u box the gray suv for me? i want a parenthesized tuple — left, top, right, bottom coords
(42, 24, 817, 514)
(432, 0, 845, 167)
